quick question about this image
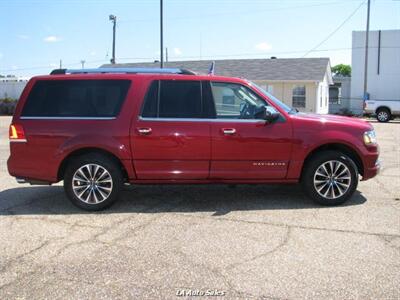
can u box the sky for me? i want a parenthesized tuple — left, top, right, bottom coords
(0, 0, 399, 77)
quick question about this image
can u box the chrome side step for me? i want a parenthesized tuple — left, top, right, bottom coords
(15, 178, 51, 185)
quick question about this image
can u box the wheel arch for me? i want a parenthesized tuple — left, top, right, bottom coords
(375, 106, 391, 114)
(301, 143, 364, 180)
(57, 147, 129, 182)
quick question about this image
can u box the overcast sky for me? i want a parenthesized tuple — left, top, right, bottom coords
(0, 0, 399, 76)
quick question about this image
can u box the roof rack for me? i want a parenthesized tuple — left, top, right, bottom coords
(50, 67, 196, 75)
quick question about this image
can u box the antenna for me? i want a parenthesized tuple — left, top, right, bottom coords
(208, 61, 215, 75)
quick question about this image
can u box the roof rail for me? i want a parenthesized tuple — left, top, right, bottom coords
(50, 67, 196, 75)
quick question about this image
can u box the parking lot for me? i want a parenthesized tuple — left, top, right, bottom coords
(0, 115, 399, 299)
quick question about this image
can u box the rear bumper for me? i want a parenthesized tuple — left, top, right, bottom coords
(7, 142, 60, 183)
(7, 155, 56, 184)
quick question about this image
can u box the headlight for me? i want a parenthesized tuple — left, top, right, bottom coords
(363, 130, 377, 145)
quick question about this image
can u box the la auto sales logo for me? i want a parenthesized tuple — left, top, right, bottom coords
(176, 289, 225, 297)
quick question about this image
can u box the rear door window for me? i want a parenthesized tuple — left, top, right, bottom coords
(141, 80, 204, 118)
(21, 80, 131, 118)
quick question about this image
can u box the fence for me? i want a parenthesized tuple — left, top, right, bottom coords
(0, 80, 28, 100)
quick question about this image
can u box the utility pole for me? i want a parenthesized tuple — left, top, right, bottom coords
(81, 60, 85, 69)
(199, 33, 202, 60)
(165, 47, 168, 62)
(363, 0, 371, 101)
(109, 14, 117, 64)
(160, 0, 164, 68)
(59, 59, 62, 69)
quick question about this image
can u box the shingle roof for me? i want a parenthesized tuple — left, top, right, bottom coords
(101, 57, 331, 82)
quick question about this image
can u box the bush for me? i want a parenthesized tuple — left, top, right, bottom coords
(334, 107, 354, 117)
(0, 98, 17, 115)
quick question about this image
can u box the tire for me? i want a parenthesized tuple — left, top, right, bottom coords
(301, 151, 358, 206)
(64, 153, 123, 211)
(376, 108, 391, 122)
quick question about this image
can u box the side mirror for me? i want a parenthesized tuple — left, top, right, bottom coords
(265, 110, 280, 123)
(254, 106, 280, 122)
(254, 106, 267, 120)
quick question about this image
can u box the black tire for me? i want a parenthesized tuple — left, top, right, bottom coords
(64, 153, 123, 211)
(301, 151, 358, 206)
(376, 108, 391, 122)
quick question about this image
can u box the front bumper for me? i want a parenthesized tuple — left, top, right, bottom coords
(362, 159, 381, 180)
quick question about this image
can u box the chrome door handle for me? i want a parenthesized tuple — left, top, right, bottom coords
(137, 127, 152, 135)
(222, 128, 236, 135)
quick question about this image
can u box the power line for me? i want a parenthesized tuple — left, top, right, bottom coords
(0, 59, 109, 73)
(302, 0, 367, 57)
(116, 46, 398, 62)
(2, 46, 399, 73)
(119, 1, 352, 24)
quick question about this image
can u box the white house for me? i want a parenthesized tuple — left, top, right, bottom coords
(350, 29, 400, 114)
(103, 57, 333, 114)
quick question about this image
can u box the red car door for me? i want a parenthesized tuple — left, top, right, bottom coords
(209, 81, 293, 179)
(131, 79, 211, 180)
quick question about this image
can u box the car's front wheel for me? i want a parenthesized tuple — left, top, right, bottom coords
(302, 151, 358, 206)
(64, 153, 123, 211)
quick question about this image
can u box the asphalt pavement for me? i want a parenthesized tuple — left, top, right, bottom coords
(0, 116, 399, 299)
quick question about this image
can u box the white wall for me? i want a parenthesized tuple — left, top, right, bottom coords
(316, 73, 329, 114)
(351, 30, 400, 114)
(0, 81, 28, 99)
(254, 80, 329, 114)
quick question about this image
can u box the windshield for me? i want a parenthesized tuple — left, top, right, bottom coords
(248, 81, 296, 114)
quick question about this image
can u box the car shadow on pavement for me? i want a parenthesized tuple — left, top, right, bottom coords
(0, 184, 367, 216)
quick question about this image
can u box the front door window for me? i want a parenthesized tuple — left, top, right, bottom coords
(210, 82, 271, 119)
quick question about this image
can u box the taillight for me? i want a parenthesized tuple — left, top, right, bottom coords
(9, 124, 26, 142)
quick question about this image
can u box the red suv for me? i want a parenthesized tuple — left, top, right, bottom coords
(8, 68, 380, 210)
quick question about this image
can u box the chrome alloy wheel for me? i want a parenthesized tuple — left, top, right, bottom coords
(377, 111, 389, 122)
(72, 164, 113, 204)
(313, 160, 351, 199)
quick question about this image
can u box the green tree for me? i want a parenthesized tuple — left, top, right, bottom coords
(332, 64, 351, 77)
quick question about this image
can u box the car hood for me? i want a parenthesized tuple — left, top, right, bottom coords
(291, 113, 373, 131)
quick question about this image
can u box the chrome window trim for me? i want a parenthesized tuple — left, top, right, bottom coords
(138, 116, 266, 123)
(20, 116, 116, 120)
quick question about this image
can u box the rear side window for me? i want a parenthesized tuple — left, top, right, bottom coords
(21, 80, 131, 118)
(141, 80, 203, 118)
(141, 81, 158, 118)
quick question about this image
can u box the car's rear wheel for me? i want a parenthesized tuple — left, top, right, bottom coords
(302, 151, 358, 206)
(64, 153, 123, 211)
(376, 108, 391, 122)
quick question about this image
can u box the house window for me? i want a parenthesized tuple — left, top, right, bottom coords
(292, 85, 306, 108)
(329, 84, 341, 105)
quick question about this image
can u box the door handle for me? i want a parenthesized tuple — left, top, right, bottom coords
(222, 128, 236, 135)
(137, 127, 152, 135)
